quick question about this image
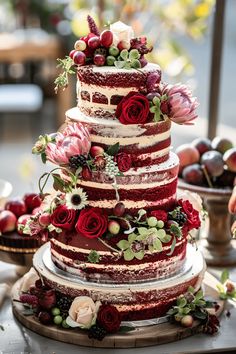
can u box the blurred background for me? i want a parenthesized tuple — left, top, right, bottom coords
(0, 0, 235, 197)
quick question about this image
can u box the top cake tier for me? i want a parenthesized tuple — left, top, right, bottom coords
(77, 63, 161, 120)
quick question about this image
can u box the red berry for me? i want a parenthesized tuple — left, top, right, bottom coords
(38, 311, 52, 325)
(69, 49, 77, 59)
(73, 51, 86, 65)
(113, 202, 125, 217)
(100, 30, 113, 48)
(20, 294, 39, 307)
(93, 54, 105, 66)
(88, 36, 101, 49)
(82, 166, 92, 181)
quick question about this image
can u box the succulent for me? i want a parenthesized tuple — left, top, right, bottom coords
(114, 49, 141, 69)
(117, 233, 145, 261)
(87, 250, 100, 264)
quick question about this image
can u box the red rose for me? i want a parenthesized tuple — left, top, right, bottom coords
(115, 152, 132, 172)
(51, 205, 76, 231)
(115, 91, 150, 125)
(178, 199, 201, 230)
(150, 210, 168, 223)
(97, 304, 121, 333)
(75, 207, 108, 239)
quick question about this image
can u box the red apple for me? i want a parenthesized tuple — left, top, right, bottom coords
(0, 210, 17, 233)
(23, 193, 41, 213)
(100, 30, 113, 48)
(191, 137, 212, 155)
(175, 144, 200, 172)
(5, 198, 27, 218)
(17, 214, 31, 235)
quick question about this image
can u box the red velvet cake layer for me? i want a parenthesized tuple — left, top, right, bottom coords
(76, 64, 161, 119)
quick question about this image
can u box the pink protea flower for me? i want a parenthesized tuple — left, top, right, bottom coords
(45, 123, 91, 165)
(160, 83, 199, 125)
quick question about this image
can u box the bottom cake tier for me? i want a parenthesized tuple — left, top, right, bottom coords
(33, 243, 206, 321)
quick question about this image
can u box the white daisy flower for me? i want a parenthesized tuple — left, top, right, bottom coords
(65, 188, 89, 210)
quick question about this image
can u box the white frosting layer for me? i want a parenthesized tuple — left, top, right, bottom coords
(88, 196, 176, 209)
(90, 63, 160, 74)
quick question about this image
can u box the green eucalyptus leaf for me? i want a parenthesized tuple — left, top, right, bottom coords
(195, 289, 204, 301)
(120, 49, 128, 60)
(162, 234, 172, 243)
(188, 286, 195, 294)
(138, 227, 148, 236)
(220, 269, 229, 284)
(129, 49, 140, 60)
(134, 250, 145, 260)
(150, 105, 157, 113)
(115, 61, 125, 69)
(153, 238, 163, 252)
(177, 297, 187, 308)
(156, 229, 166, 241)
(131, 59, 141, 69)
(124, 248, 135, 261)
(195, 299, 206, 306)
(117, 239, 130, 250)
(167, 237, 176, 256)
(128, 233, 137, 243)
(182, 307, 191, 315)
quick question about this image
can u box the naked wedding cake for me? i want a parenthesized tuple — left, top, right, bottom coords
(18, 17, 216, 341)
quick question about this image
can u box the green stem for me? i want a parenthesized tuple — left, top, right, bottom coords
(98, 238, 120, 254)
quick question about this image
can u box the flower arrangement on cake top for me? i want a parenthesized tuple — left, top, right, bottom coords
(55, 15, 198, 127)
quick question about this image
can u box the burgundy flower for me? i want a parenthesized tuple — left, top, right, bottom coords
(75, 207, 108, 239)
(203, 314, 220, 335)
(178, 199, 201, 230)
(51, 205, 76, 231)
(38, 289, 56, 310)
(115, 152, 132, 172)
(115, 92, 150, 125)
(150, 210, 168, 223)
(97, 304, 121, 333)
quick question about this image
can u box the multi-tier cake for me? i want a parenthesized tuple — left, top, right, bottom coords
(19, 17, 213, 340)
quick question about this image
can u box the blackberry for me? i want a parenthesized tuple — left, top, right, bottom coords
(88, 325, 107, 341)
(69, 155, 87, 169)
(168, 208, 187, 225)
(57, 296, 72, 311)
(94, 47, 107, 57)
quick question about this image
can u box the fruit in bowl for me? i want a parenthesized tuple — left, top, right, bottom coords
(0, 193, 44, 251)
(176, 136, 236, 188)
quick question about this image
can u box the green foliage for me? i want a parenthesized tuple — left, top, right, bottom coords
(114, 49, 141, 70)
(216, 270, 236, 301)
(87, 250, 100, 264)
(54, 57, 75, 93)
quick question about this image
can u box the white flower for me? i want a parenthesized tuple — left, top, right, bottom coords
(66, 296, 101, 329)
(177, 190, 203, 213)
(65, 188, 88, 210)
(110, 21, 134, 46)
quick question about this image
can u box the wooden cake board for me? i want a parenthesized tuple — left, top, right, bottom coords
(11, 272, 224, 348)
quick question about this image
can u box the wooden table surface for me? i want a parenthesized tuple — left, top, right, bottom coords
(0, 260, 236, 354)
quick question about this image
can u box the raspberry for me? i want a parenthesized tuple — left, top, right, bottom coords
(20, 294, 39, 307)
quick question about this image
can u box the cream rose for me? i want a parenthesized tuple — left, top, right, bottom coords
(110, 21, 134, 46)
(66, 296, 101, 329)
(20, 267, 39, 293)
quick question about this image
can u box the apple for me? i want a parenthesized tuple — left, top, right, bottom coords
(17, 214, 31, 235)
(5, 198, 27, 218)
(201, 150, 224, 177)
(181, 315, 194, 327)
(191, 137, 212, 155)
(23, 193, 41, 213)
(182, 164, 204, 185)
(0, 210, 17, 233)
(211, 136, 233, 154)
(175, 144, 200, 173)
(223, 148, 236, 172)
